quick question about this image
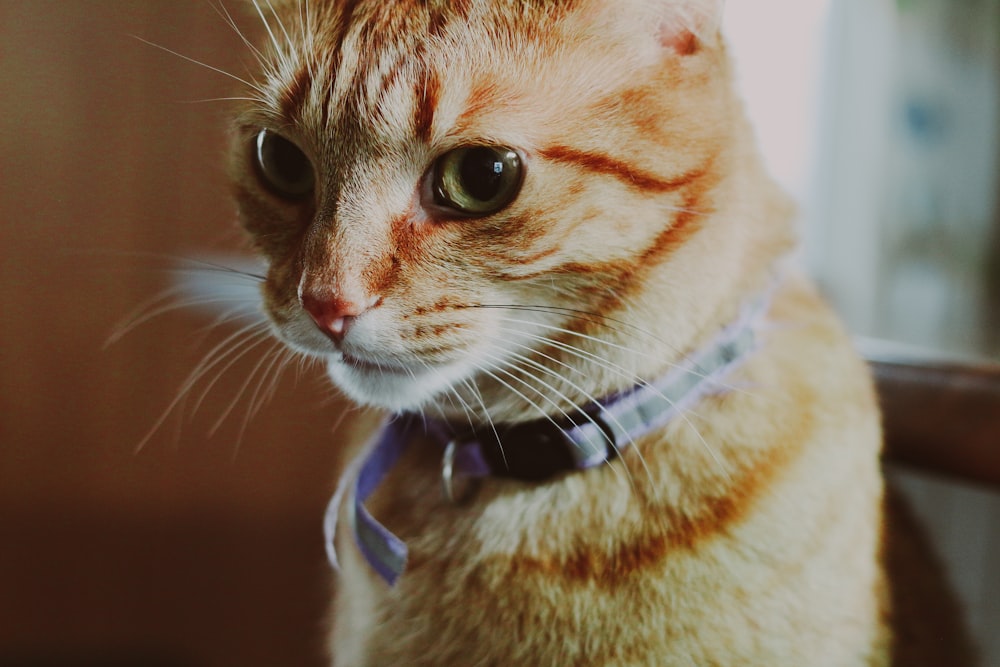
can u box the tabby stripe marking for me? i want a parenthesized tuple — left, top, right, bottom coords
(280, 63, 314, 119)
(501, 437, 805, 587)
(414, 66, 441, 142)
(640, 193, 709, 265)
(540, 145, 706, 194)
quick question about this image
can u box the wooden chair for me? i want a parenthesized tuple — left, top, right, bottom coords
(867, 345, 1000, 487)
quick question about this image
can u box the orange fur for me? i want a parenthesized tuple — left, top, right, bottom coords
(228, 1, 972, 664)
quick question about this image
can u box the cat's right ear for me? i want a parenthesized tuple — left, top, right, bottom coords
(580, 0, 725, 58)
(654, 0, 725, 55)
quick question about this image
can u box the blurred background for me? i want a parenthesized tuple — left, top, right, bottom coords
(1, 3, 350, 665)
(0, 1, 997, 665)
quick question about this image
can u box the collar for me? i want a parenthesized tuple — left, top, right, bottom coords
(324, 290, 772, 586)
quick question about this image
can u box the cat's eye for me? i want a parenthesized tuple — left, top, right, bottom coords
(253, 129, 315, 200)
(432, 146, 523, 216)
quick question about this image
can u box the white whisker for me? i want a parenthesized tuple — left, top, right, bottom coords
(209, 337, 282, 437)
(492, 324, 731, 481)
(189, 328, 275, 418)
(135, 321, 269, 453)
(481, 339, 655, 492)
(131, 35, 267, 96)
(464, 361, 570, 455)
(209, 0, 268, 64)
(250, 0, 285, 61)
(231, 339, 293, 449)
(478, 349, 634, 488)
(475, 302, 684, 357)
(263, 0, 295, 53)
(493, 313, 752, 400)
(177, 96, 268, 105)
(494, 314, 688, 376)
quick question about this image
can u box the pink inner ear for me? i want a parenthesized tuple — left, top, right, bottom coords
(657, 23, 700, 56)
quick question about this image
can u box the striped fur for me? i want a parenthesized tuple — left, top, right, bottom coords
(228, 1, 972, 664)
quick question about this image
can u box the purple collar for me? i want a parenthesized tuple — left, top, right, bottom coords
(324, 293, 771, 586)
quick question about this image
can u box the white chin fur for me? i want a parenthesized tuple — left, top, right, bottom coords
(325, 357, 470, 413)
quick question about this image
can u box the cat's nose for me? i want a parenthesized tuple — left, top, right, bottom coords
(301, 293, 376, 345)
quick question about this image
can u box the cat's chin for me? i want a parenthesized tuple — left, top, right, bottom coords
(325, 354, 468, 413)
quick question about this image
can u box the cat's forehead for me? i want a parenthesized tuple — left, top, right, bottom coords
(253, 1, 596, 149)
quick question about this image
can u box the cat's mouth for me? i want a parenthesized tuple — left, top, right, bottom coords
(326, 349, 473, 412)
(338, 353, 414, 377)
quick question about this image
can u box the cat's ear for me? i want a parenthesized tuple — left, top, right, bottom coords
(582, 0, 725, 57)
(654, 0, 725, 55)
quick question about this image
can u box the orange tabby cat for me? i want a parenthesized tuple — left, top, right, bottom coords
(226, 0, 972, 664)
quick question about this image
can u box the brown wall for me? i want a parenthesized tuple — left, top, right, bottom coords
(0, 3, 352, 665)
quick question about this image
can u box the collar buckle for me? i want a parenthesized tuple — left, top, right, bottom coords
(441, 438, 482, 505)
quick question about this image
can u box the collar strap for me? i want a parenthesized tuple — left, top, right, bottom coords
(324, 290, 772, 586)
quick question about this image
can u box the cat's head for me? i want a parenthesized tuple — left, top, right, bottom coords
(228, 0, 789, 418)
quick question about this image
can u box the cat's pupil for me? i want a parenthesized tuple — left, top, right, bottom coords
(459, 147, 505, 202)
(254, 130, 315, 199)
(432, 145, 523, 216)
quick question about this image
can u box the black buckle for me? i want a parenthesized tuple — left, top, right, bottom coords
(473, 419, 581, 482)
(441, 412, 620, 498)
(441, 439, 482, 505)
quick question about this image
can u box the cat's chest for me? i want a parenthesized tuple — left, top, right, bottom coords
(331, 439, 671, 664)
(361, 434, 602, 565)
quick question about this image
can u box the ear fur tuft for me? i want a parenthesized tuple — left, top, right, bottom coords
(656, 0, 725, 54)
(579, 0, 725, 59)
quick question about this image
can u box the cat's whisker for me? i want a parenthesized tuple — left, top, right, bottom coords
(174, 261, 266, 283)
(476, 353, 576, 425)
(246, 345, 290, 423)
(494, 313, 749, 398)
(480, 299, 760, 396)
(190, 327, 275, 419)
(131, 35, 268, 97)
(463, 360, 574, 467)
(479, 338, 657, 493)
(177, 96, 269, 105)
(232, 339, 293, 448)
(436, 378, 484, 444)
(110, 259, 265, 342)
(477, 351, 634, 489)
(480, 333, 655, 481)
(435, 372, 477, 424)
(107, 285, 187, 347)
(250, 0, 288, 65)
(80, 253, 261, 333)
(662, 203, 711, 218)
(297, 0, 313, 50)
(459, 377, 503, 449)
(492, 324, 729, 480)
(194, 304, 267, 333)
(494, 320, 668, 386)
(486, 310, 689, 374)
(251, 0, 303, 85)
(73, 249, 267, 283)
(134, 320, 269, 453)
(109, 293, 258, 347)
(273, 347, 302, 402)
(262, 0, 296, 52)
(209, 0, 268, 65)
(292, 347, 322, 385)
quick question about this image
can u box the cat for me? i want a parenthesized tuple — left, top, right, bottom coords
(221, 0, 974, 664)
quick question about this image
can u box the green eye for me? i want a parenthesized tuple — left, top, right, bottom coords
(254, 129, 315, 199)
(432, 145, 523, 216)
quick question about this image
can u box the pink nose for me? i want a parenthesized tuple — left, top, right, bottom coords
(301, 293, 370, 344)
